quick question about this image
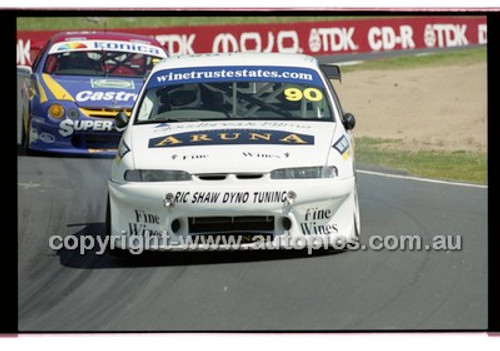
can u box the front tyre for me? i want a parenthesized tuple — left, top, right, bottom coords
(330, 185, 361, 253)
(21, 116, 33, 155)
(105, 195, 133, 259)
(353, 184, 361, 239)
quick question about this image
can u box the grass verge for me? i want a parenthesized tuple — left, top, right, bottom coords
(341, 46, 487, 72)
(355, 137, 487, 184)
(16, 16, 367, 31)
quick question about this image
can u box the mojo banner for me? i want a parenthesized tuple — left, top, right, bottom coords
(17, 16, 487, 66)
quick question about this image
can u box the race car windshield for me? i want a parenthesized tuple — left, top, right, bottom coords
(43, 51, 161, 77)
(135, 81, 334, 123)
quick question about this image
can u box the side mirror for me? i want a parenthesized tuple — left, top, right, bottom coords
(17, 65, 33, 76)
(342, 113, 356, 130)
(115, 111, 129, 132)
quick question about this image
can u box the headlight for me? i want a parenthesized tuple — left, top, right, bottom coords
(67, 108, 79, 119)
(124, 170, 192, 182)
(117, 139, 130, 159)
(270, 166, 338, 179)
(48, 103, 65, 119)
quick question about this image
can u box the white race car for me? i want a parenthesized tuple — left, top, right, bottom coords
(107, 53, 360, 254)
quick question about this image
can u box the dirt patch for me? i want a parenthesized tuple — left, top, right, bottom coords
(333, 62, 487, 153)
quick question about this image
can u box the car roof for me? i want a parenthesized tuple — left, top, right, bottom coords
(50, 31, 162, 46)
(151, 53, 320, 72)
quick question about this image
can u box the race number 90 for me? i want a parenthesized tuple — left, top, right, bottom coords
(284, 87, 323, 102)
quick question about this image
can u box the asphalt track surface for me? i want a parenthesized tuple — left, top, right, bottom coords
(16, 49, 487, 330)
(17, 153, 487, 332)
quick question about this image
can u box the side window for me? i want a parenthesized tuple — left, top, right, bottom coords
(32, 40, 51, 72)
(43, 55, 57, 73)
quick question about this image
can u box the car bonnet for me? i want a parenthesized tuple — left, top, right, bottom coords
(40, 74, 143, 109)
(129, 120, 337, 173)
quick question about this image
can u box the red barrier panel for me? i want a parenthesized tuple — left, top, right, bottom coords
(16, 16, 487, 66)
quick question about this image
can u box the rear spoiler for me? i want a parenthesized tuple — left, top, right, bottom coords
(320, 64, 341, 83)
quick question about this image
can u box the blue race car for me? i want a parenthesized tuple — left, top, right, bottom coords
(20, 31, 168, 155)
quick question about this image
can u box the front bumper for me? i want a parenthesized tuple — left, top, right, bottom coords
(26, 115, 120, 156)
(108, 176, 357, 251)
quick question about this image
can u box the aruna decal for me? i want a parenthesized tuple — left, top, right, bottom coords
(149, 129, 314, 148)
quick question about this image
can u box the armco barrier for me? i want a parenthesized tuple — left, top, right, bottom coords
(17, 16, 486, 66)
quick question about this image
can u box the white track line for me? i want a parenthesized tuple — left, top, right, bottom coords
(336, 60, 364, 66)
(357, 169, 488, 189)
